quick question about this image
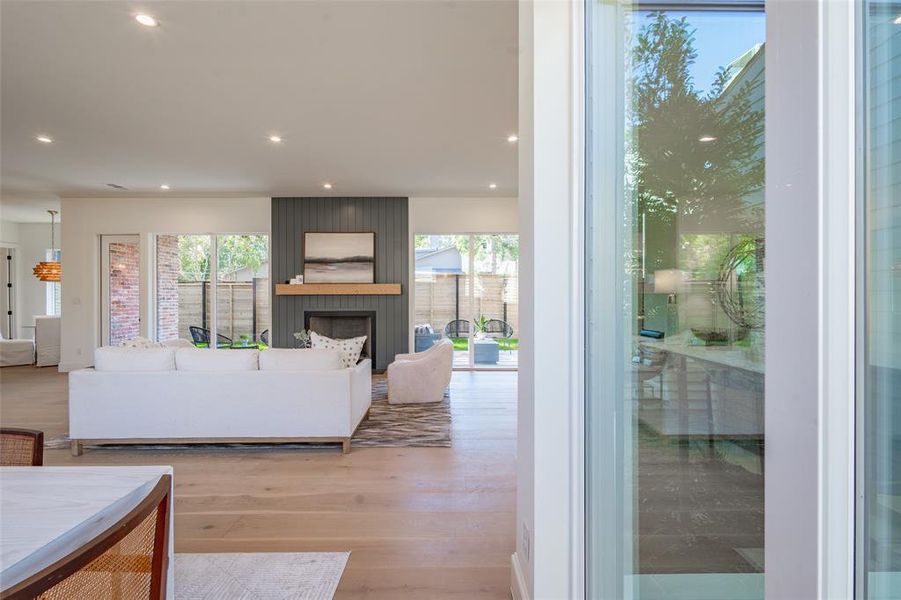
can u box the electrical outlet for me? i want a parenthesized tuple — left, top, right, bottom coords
(522, 523, 531, 561)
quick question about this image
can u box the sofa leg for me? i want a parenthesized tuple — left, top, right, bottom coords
(342, 439, 351, 454)
(70, 440, 83, 457)
(364, 408, 371, 420)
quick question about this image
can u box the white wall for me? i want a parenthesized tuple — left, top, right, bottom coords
(59, 196, 269, 371)
(409, 197, 518, 234)
(514, 1, 579, 598)
(408, 196, 518, 348)
(0, 220, 62, 338)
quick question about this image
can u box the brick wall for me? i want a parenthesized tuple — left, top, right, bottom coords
(156, 235, 180, 341)
(109, 242, 140, 345)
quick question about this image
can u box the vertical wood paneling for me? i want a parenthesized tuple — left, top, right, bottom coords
(270, 197, 409, 370)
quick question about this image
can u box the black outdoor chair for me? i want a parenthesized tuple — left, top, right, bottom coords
(483, 319, 514, 339)
(443, 319, 472, 338)
(188, 326, 233, 348)
(260, 329, 270, 345)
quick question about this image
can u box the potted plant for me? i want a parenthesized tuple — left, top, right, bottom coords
(473, 315, 490, 340)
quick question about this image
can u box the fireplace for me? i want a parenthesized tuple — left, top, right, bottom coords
(304, 311, 376, 367)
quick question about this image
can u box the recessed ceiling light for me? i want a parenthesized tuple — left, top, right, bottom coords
(507, 134, 518, 143)
(894, 14, 901, 24)
(35, 135, 53, 144)
(698, 135, 717, 143)
(489, 183, 497, 190)
(322, 183, 333, 190)
(135, 14, 158, 27)
(269, 135, 282, 143)
(160, 184, 170, 190)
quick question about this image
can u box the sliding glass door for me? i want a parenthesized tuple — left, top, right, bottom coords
(155, 234, 269, 347)
(413, 234, 518, 370)
(586, 2, 765, 597)
(858, 2, 901, 598)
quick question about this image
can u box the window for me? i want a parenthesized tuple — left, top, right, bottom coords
(413, 234, 518, 369)
(586, 4, 765, 597)
(858, 2, 901, 597)
(45, 249, 60, 316)
(155, 234, 269, 347)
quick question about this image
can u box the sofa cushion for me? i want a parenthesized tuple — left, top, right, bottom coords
(94, 347, 176, 372)
(175, 348, 259, 371)
(310, 332, 366, 369)
(258, 348, 342, 371)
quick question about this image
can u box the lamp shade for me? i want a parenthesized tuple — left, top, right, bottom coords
(33, 209, 60, 282)
(654, 269, 687, 294)
(33, 261, 61, 282)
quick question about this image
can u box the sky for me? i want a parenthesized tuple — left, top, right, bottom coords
(634, 10, 766, 95)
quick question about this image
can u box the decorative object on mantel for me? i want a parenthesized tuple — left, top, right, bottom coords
(32, 210, 60, 282)
(289, 274, 304, 285)
(293, 329, 311, 348)
(275, 283, 401, 296)
(304, 232, 375, 283)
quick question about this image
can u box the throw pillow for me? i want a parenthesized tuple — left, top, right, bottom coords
(118, 336, 164, 349)
(310, 331, 366, 368)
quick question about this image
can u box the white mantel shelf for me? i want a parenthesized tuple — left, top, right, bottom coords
(275, 283, 402, 296)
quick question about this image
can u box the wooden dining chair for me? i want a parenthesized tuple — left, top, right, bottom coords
(3, 474, 172, 600)
(0, 428, 44, 466)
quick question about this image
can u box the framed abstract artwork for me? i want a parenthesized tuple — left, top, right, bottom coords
(303, 232, 375, 283)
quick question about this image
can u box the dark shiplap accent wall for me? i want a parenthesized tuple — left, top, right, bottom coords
(271, 197, 409, 370)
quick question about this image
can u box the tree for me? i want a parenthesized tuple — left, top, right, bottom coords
(177, 235, 268, 282)
(631, 12, 764, 231)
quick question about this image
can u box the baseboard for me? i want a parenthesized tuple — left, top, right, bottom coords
(511, 552, 530, 600)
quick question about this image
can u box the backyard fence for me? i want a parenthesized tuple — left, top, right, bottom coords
(414, 272, 519, 336)
(173, 279, 270, 341)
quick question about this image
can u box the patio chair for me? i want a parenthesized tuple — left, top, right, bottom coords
(483, 319, 514, 339)
(443, 320, 472, 338)
(260, 329, 269, 345)
(188, 326, 233, 348)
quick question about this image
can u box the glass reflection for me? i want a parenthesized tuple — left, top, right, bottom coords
(586, 6, 766, 598)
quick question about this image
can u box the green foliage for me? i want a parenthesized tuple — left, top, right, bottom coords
(176, 235, 268, 282)
(631, 12, 764, 229)
(473, 314, 490, 333)
(414, 234, 519, 272)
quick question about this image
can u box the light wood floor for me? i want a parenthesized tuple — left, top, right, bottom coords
(0, 366, 517, 599)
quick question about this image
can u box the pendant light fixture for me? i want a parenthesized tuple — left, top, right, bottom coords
(33, 210, 60, 282)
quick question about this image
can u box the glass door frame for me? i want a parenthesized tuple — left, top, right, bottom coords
(412, 232, 519, 372)
(150, 232, 270, 347)
(581, 0, 859, 598)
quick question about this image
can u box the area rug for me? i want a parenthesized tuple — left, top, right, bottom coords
(175, 552, 349, 599)
(45, 375, 451, 451)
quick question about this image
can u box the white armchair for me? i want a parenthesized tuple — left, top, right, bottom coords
(387, 338, 453, 404)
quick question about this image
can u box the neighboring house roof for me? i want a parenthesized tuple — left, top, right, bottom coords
(721, 43, 764, 95)
(415, 246, 464, 274)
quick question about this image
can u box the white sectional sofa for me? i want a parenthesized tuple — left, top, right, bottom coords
(68, 346, 371, 455)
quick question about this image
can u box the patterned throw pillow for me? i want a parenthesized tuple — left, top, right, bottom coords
(310, 332, 366, 368)
(118, 337, 164, 349)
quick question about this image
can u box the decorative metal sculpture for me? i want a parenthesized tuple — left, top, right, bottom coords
(716, 238, 765, 330)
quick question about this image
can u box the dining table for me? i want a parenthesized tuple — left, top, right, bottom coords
(0, 465, 174, 596)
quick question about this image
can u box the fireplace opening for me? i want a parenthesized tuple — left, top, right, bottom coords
(305, 311, 376, 367)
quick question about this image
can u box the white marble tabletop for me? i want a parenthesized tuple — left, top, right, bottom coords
(0, 466, 174, 594)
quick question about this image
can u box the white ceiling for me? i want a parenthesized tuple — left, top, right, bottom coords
(0, 1, 518, 208)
